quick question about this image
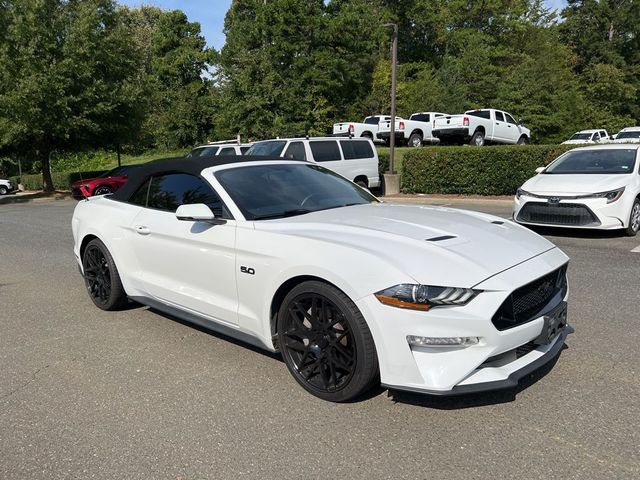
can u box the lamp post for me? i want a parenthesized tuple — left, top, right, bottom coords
(382, 22, 400, 194)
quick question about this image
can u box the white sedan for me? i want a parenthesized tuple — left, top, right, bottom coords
(514, 145, 640, 236)
(72, 157, 571, 402)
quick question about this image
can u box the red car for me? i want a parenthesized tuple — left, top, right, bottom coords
(71, 165, 140, 199)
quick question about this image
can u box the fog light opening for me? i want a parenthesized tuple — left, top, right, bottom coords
(407, 335, 480, 347)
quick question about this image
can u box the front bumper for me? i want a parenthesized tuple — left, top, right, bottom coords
(72, 185, 90, 200)
(356, 247, 571, 395)
(513, 194, 630, 230)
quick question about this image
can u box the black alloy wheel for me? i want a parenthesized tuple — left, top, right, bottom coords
(93, 185, 113, 196)
(82, 238, 127, 310)
(278, 281, 378, 402)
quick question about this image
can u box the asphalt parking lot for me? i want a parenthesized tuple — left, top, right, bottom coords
(1, 197, 639, 479)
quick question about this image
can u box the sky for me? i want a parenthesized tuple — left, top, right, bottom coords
(119, 0, 567, 51)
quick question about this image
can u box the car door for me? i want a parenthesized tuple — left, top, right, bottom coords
(503, 113, 520, 143)
(308, 140, 345, 176)
(283, 141, 307, 161)
(493, 111, 510, 142)
(338, 139, 378, 186)
(129, 173, 239, 325)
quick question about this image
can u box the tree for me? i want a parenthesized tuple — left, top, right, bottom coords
(0, 0, 146, 191)
(123, 6, 216, 149)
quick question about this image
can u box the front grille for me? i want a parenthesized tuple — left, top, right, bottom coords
(492, 264, 568, 330)
(517, 202, 599, 226)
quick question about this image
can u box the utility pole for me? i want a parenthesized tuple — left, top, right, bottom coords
(383, 23, 400, 194)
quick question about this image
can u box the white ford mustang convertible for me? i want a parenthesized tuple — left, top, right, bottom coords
(72, 156, 572, 402)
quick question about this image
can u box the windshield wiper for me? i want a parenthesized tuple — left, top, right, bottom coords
(252, 209, 313, 220)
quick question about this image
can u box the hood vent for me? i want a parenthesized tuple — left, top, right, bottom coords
(491, 220, 504, 225)
(426, 235, 456, 242)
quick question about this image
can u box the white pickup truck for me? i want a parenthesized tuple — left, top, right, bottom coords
(332, 115, 391, 141)
(433, 109, 531, 146)
(377, 112, 447, 147)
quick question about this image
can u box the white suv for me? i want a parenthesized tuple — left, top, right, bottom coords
(186, 143, 253, 157)
(245, 137, 380, 189)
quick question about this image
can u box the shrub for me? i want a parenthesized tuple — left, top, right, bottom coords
(401, 144, 576, 195)
(15, 171, 107, 191)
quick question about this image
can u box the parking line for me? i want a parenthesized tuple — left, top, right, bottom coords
(631, 245, 640, 253)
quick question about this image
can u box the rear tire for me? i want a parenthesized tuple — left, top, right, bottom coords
(470, 130, 485, 146)
(82, 238, 128, 310)
(277, 281, 379, 402)
(361, 132, 373, 140)
(408, 133, 423, 148)
(625, 199, 640, 236)
(0, 186, 7, 195)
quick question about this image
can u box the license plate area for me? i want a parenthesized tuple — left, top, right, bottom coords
(534, 302, 567, 345)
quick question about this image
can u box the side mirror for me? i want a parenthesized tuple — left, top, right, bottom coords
(535, 167, 545, 174)
(518, 119, 524, 126)
(175, 204, 226, 224)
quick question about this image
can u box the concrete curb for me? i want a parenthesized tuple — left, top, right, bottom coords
(0, 191, 73, 205)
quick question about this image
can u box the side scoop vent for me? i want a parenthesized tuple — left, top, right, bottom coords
(491, 220, 504, 225)
(426, 235, 456, 242)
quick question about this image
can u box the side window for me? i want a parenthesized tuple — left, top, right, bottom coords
(600, 131, 607, 138)
(219, 147, 236, 156)
(147, 173, 227, 217)
(505, 113, 517, 125)
(410, 113, 429, 122)
(495, 111, 505, 122)
(284, 141, 307, 161)
(364, 116, 379, 125)
(240, 146, 251, 154)
(309, 141, 341, 162)
(593, 132, 600, 141)
(340, 140, 374, 160)
(129, 178, 151, 206)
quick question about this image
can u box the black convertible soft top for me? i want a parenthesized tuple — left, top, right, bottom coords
(110, 155, 283, 201)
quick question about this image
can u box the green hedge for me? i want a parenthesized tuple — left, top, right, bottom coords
(401, 144, 576, 195)
(12, 170, 107, 191)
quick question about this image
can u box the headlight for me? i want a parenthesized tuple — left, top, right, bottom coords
(516, 188, 531, 199)
(375, 284, 479, 311)
(592, 187, 625, 203)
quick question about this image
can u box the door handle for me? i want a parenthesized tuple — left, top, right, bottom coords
(135, 225, 151, 235)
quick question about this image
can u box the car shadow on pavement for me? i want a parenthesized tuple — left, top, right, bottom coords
(387, 345, 567, 409)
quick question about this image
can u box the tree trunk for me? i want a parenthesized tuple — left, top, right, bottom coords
(41, 150, 54, 192)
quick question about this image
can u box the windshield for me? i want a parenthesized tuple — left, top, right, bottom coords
(544, 149, 637, 174)
(569, 133, 592, 140)
(216, 163, 377, 220)
(245, 141, 287, 157)
(617, 131, 640, 140)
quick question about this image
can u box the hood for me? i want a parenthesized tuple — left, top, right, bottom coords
(613, 139, 640, 144)
(255, 203, 555, 288)
(522, 173, 630, 195)
(562, 140, 593, 145)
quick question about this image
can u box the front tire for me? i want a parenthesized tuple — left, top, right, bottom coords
(0, 186, 7, 195)
(277, 281, 379, 402)
(517, 135, 529, 145)
(93, 185, 113, 196)
(82, 238, 128, 310)
(625, 199, 640, 236)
